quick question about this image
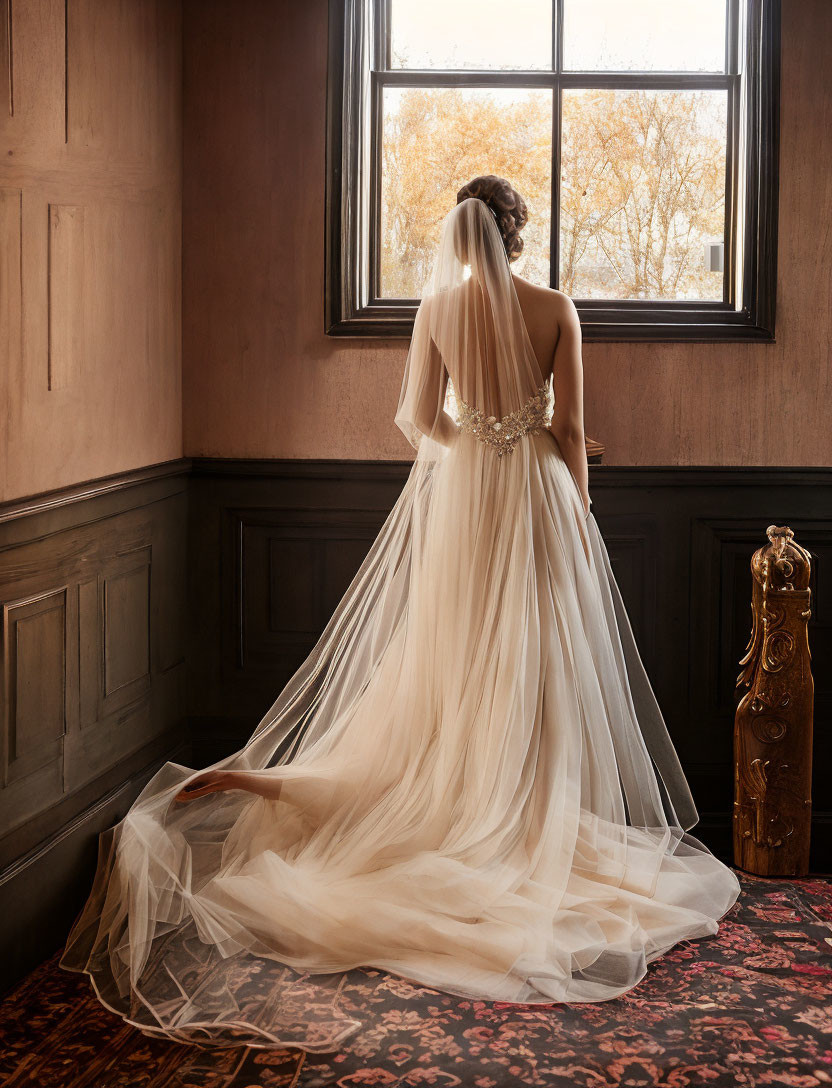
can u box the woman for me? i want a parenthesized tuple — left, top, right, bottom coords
(61, 176, 740, 1050)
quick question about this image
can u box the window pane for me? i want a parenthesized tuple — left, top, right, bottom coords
(563, 0, 726, 72)
(390, 0, 553, 71)
(381, 88, 552, 298)
(559, 89, 727, 301)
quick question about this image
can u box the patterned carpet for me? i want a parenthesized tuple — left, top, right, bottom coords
(1, 872, 830, 1088)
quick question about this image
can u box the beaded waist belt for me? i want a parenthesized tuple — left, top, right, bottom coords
(453, 382, 554, 457)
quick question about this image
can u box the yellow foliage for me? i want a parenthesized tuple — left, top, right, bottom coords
(381, 87, 726, 301)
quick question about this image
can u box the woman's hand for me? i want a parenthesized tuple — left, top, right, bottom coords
(175, 771, 235, 802)
(174, 769, 286, 803)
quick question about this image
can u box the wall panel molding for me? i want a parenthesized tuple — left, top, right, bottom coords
(0, 0, 182, 504)
(0, 457, 190, 530)
(229, 506, 394, 674)
(1, 0, 13, 118)
(0, 187, 22, 498)
(2, 585, 71, 787)
(101, 545, 151, 701)
(46, 202, 85, 390)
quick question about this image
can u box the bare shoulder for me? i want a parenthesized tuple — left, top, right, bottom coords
(545, 288, 579, 326)
(551, 289, 581, 336)
(512, 276, 579, 333)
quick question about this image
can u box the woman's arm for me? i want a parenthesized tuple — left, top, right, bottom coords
(412, 335, 460, 448)
(548, 295, 590, 516)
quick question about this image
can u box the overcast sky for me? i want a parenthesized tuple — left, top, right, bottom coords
(391, 0, 727, 73)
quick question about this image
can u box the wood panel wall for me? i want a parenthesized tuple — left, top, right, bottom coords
(0, 0, 182, 503)
(3, 454, 828, 990)
(0, 462, 189, 987)
(183, 0, 832, 467)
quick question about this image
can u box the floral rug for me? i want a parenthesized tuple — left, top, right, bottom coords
(1, 872, 830, 1088)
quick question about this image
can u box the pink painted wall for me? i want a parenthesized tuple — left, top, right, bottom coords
(183, 0, 832, 468)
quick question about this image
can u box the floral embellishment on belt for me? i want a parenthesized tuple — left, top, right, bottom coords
(453, 382, 554, 457)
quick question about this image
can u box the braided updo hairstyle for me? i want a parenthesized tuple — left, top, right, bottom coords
(456, 175, 528, 262)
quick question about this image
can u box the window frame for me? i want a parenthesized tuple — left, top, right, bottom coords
(325, 0, 780, 341)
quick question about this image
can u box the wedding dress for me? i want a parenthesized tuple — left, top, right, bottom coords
(60, 198, 740, 1050)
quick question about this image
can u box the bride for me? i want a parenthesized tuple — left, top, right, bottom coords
(61, 175, 740, 1050)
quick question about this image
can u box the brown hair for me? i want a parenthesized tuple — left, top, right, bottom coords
(456, 175, 528, 262)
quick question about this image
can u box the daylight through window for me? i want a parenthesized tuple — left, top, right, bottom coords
(327, 0, 779, 339)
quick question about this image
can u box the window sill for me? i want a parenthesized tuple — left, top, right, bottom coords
(326, 301, 776, 343)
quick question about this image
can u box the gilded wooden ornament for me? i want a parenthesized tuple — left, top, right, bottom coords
(733, 526, 813, 876)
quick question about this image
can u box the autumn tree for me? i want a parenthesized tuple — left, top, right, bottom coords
(381, 87, 725, 301)
(560, 89, 726, 299)
(380, 89, 552, 297)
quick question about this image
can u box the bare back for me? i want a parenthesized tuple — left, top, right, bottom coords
(511, 274, 571, 382)
(511, 272, 588, 514)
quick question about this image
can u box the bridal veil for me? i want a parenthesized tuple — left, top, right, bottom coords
(60, 198, 740, 1050)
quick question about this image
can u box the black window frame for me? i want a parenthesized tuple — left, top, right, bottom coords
(325, 0, 780, 341)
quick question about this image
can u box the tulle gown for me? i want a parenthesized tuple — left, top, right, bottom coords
(60, 199, 740, 1050)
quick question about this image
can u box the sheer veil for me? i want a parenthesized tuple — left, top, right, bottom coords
(59, 197, 736, 1051)
(395, 197, 547, 458)
(399, 198, 698, 829)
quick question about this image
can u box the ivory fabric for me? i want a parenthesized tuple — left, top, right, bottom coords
(60, 200, 740, 1050)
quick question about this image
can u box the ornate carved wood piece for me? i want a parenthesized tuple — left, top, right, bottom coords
(734, 526, 813, 875)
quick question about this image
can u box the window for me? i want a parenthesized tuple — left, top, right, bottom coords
(326, 0, 779, 340)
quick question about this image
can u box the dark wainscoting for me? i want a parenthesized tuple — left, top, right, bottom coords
(0, 461, 191, 989)
(2, 455, 829, 993)
(188, 459, 832, 871)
